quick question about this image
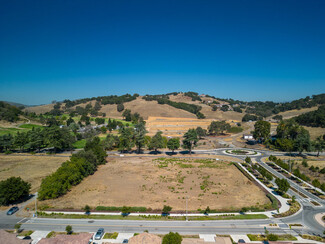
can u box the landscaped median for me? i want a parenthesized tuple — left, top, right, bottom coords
(234, 162, 292, 216)
(37, 211, 268, 221)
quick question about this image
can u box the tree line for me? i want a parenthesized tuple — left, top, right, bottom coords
(252, 119, 325, 155)
(38, 137, 107, 200)
(0, 126, 75, 153)
(294, 105, 325, 128)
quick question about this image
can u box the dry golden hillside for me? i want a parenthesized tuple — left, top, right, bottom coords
(267, 106, 319, 120)
(24, 104, 55, 114)
(100, 97, 197, 119)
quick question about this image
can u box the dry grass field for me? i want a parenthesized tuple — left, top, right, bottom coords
(40, 156, 270, 211)
(0, 154, 68, 192)
(146, 117, 213, 137)
(24, 104, 55, 114)
(100, 97, 197, 120)
(303, 126, 325, 140)
(272, 107, 318, 120)
(273, 156, 325, 182)
(296, 160, 325, 182)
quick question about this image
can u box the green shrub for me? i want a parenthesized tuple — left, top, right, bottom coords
(46, 231, 55, 238)
(65, 225, 72, 235)
(267, 234, 279, 241)
(163, 232, 182, 244)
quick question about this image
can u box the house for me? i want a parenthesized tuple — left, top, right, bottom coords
(0, 229, 32, 244)
(127, 233, 162, 244)
(243, 134, 253, 140)
(38, 233, 93, 244)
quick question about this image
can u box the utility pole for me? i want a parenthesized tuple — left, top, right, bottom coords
(186, 197, 188, 221)
(34, 192, 38, 218)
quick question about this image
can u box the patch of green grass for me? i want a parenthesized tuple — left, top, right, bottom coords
(103, 232, 119, 239)
(19, 124, 43, 129)
(177, 163, 194, 168)
(73, 139, 87, 149)
(46, 231, 55, 238)
(0, 127, 22, 136)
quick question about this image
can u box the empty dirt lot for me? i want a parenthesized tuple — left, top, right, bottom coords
(0, 154, 69, 193)
(41, 156, 270, 211)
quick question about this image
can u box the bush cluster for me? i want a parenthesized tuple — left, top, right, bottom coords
(38, 137, 107, 200)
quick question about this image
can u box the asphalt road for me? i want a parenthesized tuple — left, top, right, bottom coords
(20, 218, 290, 235)
(1, 148, 324, 236)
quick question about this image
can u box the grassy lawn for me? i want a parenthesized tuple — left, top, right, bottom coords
(0, 127, 22, 136)
(0, 124, 43, 136)
(73, 139, 87, 149)
(38, 212, 267, 221)
(103, 232, 118, 239)
(73, 137, 106, 149)
(19, 124, 43, 129)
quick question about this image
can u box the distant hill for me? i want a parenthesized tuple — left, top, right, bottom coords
(22, 92, 325, 123)
(0, 101, 23, 122)
(2, 101, 30, 108)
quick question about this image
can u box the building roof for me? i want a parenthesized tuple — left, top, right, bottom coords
(182, 236, 232, 244)
(0, 230, 31, 244)
(128, 233, 162, 244)
(38, 233, 93, 244)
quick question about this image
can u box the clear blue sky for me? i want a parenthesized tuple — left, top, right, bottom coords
(0, 0, 324, 105)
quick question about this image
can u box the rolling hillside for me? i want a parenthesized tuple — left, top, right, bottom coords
(24, 94, 244, 121)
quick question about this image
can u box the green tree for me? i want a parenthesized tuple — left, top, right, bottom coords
(14, 132, 28, 152)
(196, 127, 206, 139)
(134, 122, 147, 153)
(122, 109, 132, 121)
(121, 206, 131, 216)
(313, 136, 325, 157)
(162, 205, 172, 214)
(117, 103, 124, 112)
(95, 118, 105, 125)
(84, 205, 91, 214)
(162, 232, 182, 244)
(253, 120, 271, 142)
(293, 127, 311, 154)
(65, 225, 73, 235)
(118, 127, 134, 151)
(0, 177, 31, 205)
(94, 101, 102, 111)
(66, 117, 75, 126)
(275, 178, 290, 194)
(208, 121, 230, 135)
(150, 131, 164, 152)
(43, 127, 75, 152)
(167, 138, 180, 153)
(245, 156, 252, 164)
(26, 128, 44, 152)
(103, 134, 119, 150)
(85, 137, 107, 164)
(0, 134, 14, 152)
(182, 129, 199, 154)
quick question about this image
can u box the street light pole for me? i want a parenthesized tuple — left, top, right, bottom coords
(35, 194, 37, 217)
(186, 197, 188, 221)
